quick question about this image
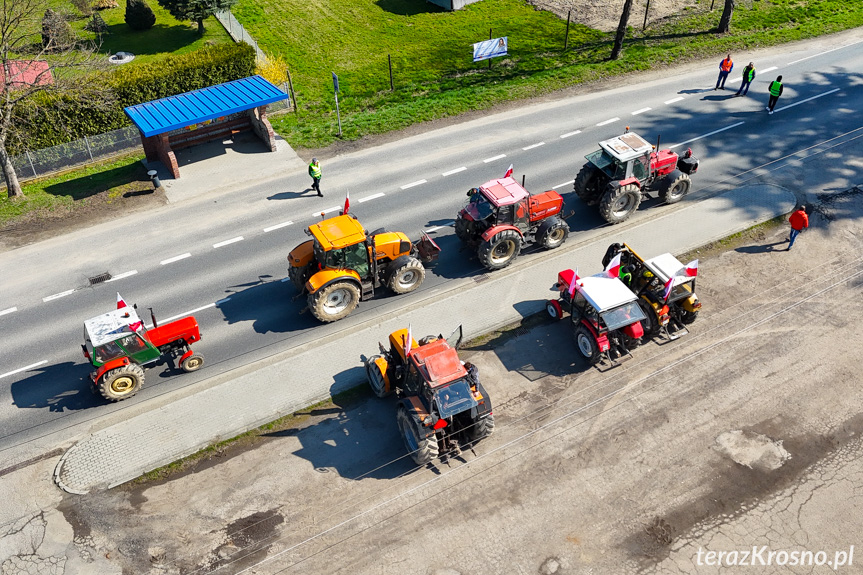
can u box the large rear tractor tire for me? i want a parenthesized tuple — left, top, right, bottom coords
(180, 353, 204, 373)
(537, 216, 570, 250)
(98, 364, 145, 402)
(679, 309, 699, 325)
(397, 406, 439, 465)
(599, 184, 642, 224)
(467, 413, 495, 443)
(637, 298, 660, 337)
(365, 356, 390, 398)
(387, 257, 425, 294)
(574, 164, 608, 206)
(478, 230, 522, 271)
(574, 324, 602, 365)
(308, 281, 361, 323)
(659, 170, 691, 205)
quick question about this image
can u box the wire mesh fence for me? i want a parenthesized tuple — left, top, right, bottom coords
(215, 10, 266, 63)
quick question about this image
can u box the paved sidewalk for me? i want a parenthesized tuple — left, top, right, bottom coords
(54, 184, 795, 493)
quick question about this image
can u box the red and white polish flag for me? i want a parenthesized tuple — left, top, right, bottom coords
(568, 267, 580, 298)
(116, 292, 127, 309)
(404, 323, 413, 356)
(684, 259, 699, 277)
(604, 253, 622, 278)
(344, 191, 350, 214)
(504, 164, 513, 178)
(662, 277, 675, 302)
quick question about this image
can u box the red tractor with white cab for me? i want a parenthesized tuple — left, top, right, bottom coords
(455, 176, 570, 270)
(574, 129, 699, 224)
(82, 294, 204, 401)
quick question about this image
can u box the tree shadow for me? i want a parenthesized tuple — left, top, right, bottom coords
(98, 22, 211, 56)
(374, 0, 445, 16)
(10, 362, 102, 412)
(41, 161, 148, 201)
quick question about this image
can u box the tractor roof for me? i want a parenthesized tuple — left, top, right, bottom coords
(410, 338, 468, 389)
(84, 306, 143, 347)
(576, 273, 639, 312)
(599, 132, 652, 162)
(644, 253, 694, 284)
(479, 177, 530, 207)
(308, 214, 367, 250)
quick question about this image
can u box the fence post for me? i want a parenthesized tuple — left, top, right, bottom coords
(643, 0, 651, 30)
(564, 10, 571, 50)
(388, 54, 394, 91)
(84, 136, 94, 161)
(25, 150, 37, 178)
(286, 69, 298, 112)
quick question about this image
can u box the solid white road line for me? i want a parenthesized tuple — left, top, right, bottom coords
(264, 221, 293, 233)
(215, 298, 232, 305)
(553, 180, 575, 190)
(669, 122, 745, 149)
(400, 180, 427, 189)
(775, 88, 840, 113)
(560, 130, 581, 138)
(0, 360, 47, 380)
(786, 39, 863, 65)
(597, 117, 620, 126)
(42, 290, 76, 302)
(483, 154, 507, 163)
(664, 96, 685, 105)
(160, 253, 192, 265)
(442, 167, 467, 176)
(0, 307, 17, 317)
(522, 142, 545, 150)
(146, 301, 226, 328)
(311, 206, 342, 217)
(631, 107, 652, 115)
(359, 192, 385, 203)
(106, 270, 138, 282)
(213, 237, 244, 248)
(425, 221, 454, 233)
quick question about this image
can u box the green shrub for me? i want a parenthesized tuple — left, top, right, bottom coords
(125, 0, 156, 31)
(41, 8, 76, 49)
(84, 13, 109, 35)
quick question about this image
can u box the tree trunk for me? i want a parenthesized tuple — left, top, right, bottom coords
(0, 144, 24, 199)
(717, 0, 735, 33)
(197, 18, 204, 34)
(611, 0, 635, 60)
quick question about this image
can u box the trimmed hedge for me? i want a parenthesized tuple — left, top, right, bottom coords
(11, 42, 256, 155)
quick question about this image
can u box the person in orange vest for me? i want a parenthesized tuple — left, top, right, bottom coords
(786, 205, 809, 250)
(715, 54, 733, 90)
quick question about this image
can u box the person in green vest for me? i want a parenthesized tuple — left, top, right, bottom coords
(735, 62, 756, 97)
(309, 158, 322, 197)
(766, 75, 784, 114)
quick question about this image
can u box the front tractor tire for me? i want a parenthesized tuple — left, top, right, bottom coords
(478, 230, 522, 271)
(98, 364, 145, 402)
(309, 281, 361, 323)
(574, 324, 602, 365)
(365, 356, 390, 398)
(574, 164, 608, 206)
(599, 184, 642, 224)
(180, 353, 204, 373)
(387, 257, 425, 294)
(288, 262, 314, 292)
(397, 405, 439, 466)
(537, 216, 570, 250)
(454, 217, 472, 242)
(659, 170, 692, 205)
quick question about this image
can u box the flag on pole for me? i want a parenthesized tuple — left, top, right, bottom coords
(683, 259, 699, 277)
(662, 277, 674, 303)
(404, 324, 413, 356)
(117, 293, 142, 331)
(504, 164, 513, 179)
(116, 292, 127, 309)
(568, 268, 580, 298)
(343, 191, 350, 214)
(604, 253, 622, 278)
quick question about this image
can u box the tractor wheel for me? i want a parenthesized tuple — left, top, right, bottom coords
(308, 281, 361, 323)
(546, 300, 564, 321)
(659, 170, 691, 204)
(574, 324, 601, 365)
(387, 257, 425, 294)
(397, 405, 439, 465)
(98, 364, 145, 402)
(537, 216, 570, 250)
(467, 413, 495, 443)
(574, 164, 607, 206)
(454, 217, 472, 242)
(599, 184, 642, 225)
(637, 298, 660, 337)
(288, 262, 314, 292)
(679, 309, 699, 325)
(180, 353, 204, 373)
(418, 335, 439, 346)
(365, 356, 390, 398)
(478, 230, 522, 271)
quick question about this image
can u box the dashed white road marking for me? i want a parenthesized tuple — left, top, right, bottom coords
(0, 361, 47, 380)
(775, 88, 840, 113)
(522, 142, 545, 150)
(0, 307, 17, 317)
(213, 237, 244, 248)
(400, 180, 427, 189)
(442, 167, 467, 176)
(553, 180, 575, 190)
(760, 66, 778, 74)
(631, 107, 651, 115)
(106, 270, 138, 282)
(560, 130, 581, 138)
(664, 96, 685, 105)
(359, 192, 385, 203)
(596, 117, 619, 126)
(425, 221, 454, 233)
(483, 154, 507, 163)
(669, 122, 745, 149)
(312, 206, 342, 217)
(160, 253, 192, 265)
(43, 290, 76, 302)
(264, 221, 293, 233)
(146, 300, 228, 328)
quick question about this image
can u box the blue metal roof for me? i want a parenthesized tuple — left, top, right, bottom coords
(124, 75, 289, 138)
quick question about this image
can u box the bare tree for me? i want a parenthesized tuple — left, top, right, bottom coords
(610, 0, 636, 60)
(717, 0, 735, 33)
(1, 0, 107, 198)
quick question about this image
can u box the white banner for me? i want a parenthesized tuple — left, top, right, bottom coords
(473, 37, 508, 62)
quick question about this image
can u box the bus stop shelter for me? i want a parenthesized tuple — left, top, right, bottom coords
(124, 75, 289, 179)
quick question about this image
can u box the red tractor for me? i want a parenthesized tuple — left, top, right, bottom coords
(455, 177, 569, 270)
(574, 129, 699, 224)
(82, 294, 204, 401)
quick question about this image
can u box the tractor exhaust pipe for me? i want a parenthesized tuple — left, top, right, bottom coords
(149, 307, 158, 328)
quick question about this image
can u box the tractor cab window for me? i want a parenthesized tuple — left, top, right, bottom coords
(434, 380, 478, 419)
(587, 149, 627, 180)
(469, 192, 494, 221)
(630, 154, 650, 181)
(118, 333, 148, 355)
(342, 241, 370, 279)
(496, 204, 514, 224)
(662, 280, 694, 303)
(600, 301, 647, 331)
(94, 341, 124, 364)
(403, 363, 423, 396)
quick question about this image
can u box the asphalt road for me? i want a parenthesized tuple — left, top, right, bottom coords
(1, 33, 862, 455)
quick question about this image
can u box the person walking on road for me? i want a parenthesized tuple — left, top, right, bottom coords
(786, 205, 809, 250)
(767, 75, 784, 114)
(735, 62, 756, 96)
(715, 54, 733, 90)
(309, 158, 322, 197)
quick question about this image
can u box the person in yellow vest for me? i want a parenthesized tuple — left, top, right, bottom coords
(308, 158, 322, 197)
(714, 54, 733, 90)
(766, 75, 784, 115)
(735, 62, 756, 97)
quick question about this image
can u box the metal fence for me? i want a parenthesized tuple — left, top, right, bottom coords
(215, 10, 266, 62)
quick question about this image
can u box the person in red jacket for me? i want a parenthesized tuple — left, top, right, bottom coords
(715, 54, 733, 90)
(787, 206, 809, 250)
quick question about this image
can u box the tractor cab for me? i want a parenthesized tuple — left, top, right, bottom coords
(591, 131, 653, 182)
(308, 214, 374, 280)
(466, 177, 532, 233)
(84, 306, 160, 368)
(642, 252, 698, 304)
